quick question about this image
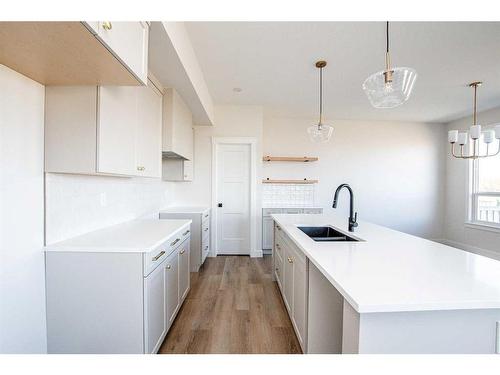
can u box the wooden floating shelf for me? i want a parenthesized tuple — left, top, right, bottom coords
(263, 156, 319, 162)
(262, 179, 318, 184)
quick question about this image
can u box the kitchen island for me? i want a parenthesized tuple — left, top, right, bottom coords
(271, 213, 500, 354)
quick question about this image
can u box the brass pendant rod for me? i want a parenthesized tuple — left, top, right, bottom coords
(319, 66, 323, 125)
(473, 84, 477, 126)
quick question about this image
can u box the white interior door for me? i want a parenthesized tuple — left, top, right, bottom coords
(216, 143, 251, 255)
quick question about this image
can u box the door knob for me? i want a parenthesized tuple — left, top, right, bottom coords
(218, 203, 223, 207)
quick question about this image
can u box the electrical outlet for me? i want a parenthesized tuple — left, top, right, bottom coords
(100, 192, 107, 207)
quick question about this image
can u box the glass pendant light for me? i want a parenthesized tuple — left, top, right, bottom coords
(363, 22, 417, 108)
(307, 61, 333, 143)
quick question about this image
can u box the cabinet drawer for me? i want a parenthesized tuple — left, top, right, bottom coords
(201, 236, 210, 263)
(202, 219, 210, 238)
(275, 253, 283, 287)
(144, 242, 170, 276)
(275, 235, 284, 260)
(263, 208, 283, 216)
(143, 225, 190, 276)
(303, 208, 323, 214)
(202, 210, 210, 222)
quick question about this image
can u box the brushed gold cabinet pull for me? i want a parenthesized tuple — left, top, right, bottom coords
(182, 230, 190, 236)
(137, 166, 145, 171)
(102, 21, 112, 30)
(152, 250, 165, 261)
(170, 238, 180, 247)
(287, 257, 293, 263)
(180, 249, 185, 255)
(166, 264, 171, 270)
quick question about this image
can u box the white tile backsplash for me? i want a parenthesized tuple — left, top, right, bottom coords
(262, 183, 315, 207)
(45, 173, 174, 244)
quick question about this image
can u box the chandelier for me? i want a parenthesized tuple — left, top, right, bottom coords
(448, 82, 500, 159)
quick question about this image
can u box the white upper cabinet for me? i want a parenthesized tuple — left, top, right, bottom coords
(91, 22, 149, 85)
(45, 79, 162, 177)
(162, 88, 194, 160)
(98, 86, 138, 176)
(136, 82, 163, 178)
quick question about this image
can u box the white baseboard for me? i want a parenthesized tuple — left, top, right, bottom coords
(251, 249, 263, 258)
(433, 238, 500, 261)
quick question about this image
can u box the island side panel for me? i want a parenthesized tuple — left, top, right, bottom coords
(356, 308, 500, 354)
(307, 261, 343, 353)
(46, 251, 144, 353)
(342, 300, 360, 353)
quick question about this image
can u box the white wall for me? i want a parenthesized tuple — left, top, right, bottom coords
(45, 174, 175, 244)
(443, 106, 500, 258)
(0, 65, 47, 353)
(263, 116, 447, 239)
(171, 105, 264, 256)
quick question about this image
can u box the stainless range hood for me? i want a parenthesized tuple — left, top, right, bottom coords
(162, 151, 188, 160)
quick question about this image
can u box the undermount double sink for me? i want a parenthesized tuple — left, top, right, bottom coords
(298, 226, 360, 242)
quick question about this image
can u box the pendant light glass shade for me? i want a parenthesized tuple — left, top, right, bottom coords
(363, 22, 417, 109)
(307, 123, 333, 143)
(362, 67, 417, 108)
(308, 60, 333, 143)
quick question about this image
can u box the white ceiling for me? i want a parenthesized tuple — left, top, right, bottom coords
(185, 22, 500, 124)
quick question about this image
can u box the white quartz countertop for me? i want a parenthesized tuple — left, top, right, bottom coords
(271, 213, 500, 313)
(45, 219, 192, 253)
(159, 206, 210, 214)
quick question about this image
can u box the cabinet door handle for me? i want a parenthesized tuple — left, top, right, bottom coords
(102, 21, 112, 30)
(152, 250, 165, 261)
(204, 214, 209, 218)
(170, 238, 180, 247)
(182, 230, 190, 236)
(276, 244, 280, 249)
(166, 264, 171, 270)
(287, 257, 293, 263)
(204, 228, 209, 232)
(180, 249, 185, 255)
(205, 246, 209, 250)
(277, 225, 281, 230)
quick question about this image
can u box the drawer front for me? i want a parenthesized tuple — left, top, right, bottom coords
(143, 225, 191, 276)
(274, 252, 283, 288)
(275, 234, 284, 261)
(283, 208, 303, 214)
(202, 219, 210, 238)
(144, 242, 170, 276)
(303, 208, 323, 214)
(201, 235, 210, 263)
(263, 208, 283, 216)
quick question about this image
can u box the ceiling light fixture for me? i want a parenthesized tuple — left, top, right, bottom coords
(448, 82, 500, 159)
(307, 60, 333, 143)
(362, 22, 417, 109)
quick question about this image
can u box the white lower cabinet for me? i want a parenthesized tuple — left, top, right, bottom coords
(144, 259, 167, 354)
(46, 231, 191, 354)
(165, 248, 180, 328)
(274, 223, 309, 352)
(179, 240, 191, 301)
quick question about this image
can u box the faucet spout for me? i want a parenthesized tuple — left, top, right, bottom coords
(332, 184, 358, 232)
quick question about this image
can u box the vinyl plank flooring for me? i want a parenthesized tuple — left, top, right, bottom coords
(158, 255, 301, 354)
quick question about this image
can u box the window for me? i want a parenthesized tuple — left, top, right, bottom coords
(470, 152, 500, 227)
